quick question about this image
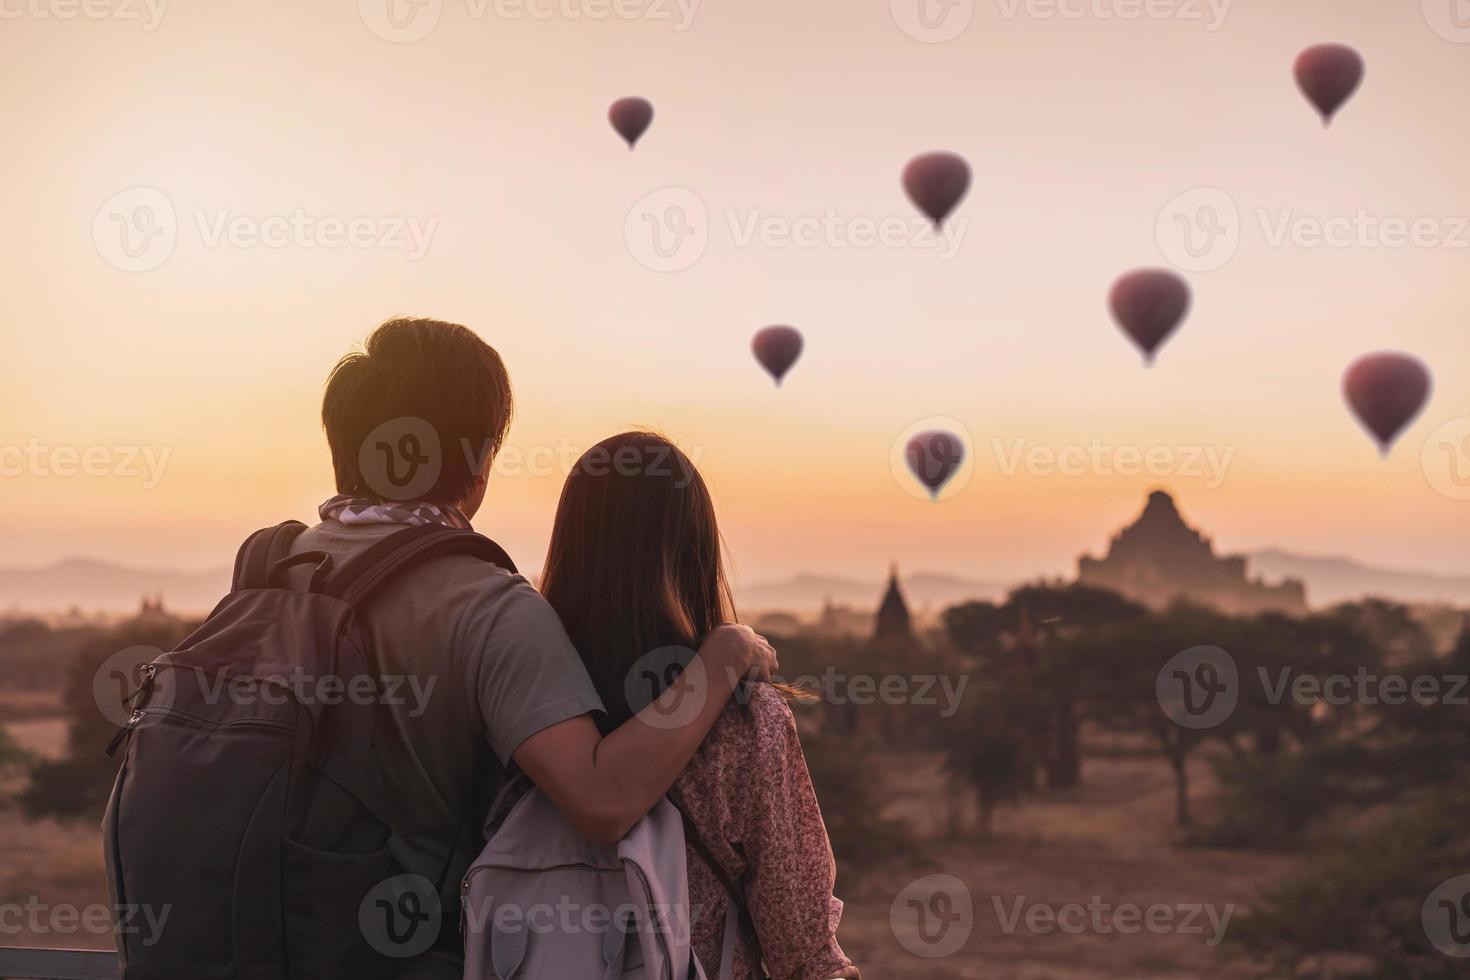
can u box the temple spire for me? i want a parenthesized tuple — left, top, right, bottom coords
(874, 564, 913, 641)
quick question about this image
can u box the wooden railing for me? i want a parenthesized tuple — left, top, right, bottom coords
(0, 948, 120, 980)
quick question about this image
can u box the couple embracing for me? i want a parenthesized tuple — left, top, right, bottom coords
(104, 317, 858, 980)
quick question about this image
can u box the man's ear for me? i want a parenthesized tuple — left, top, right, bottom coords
(457, 456, 494, 519)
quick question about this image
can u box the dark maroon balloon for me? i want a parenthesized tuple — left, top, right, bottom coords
(752, 325, 803, 386)
(1343, 352, 1431, 455)
(1109, 269, 1191, 366)
(906, 430, 965, 499)
(1295, 44, 1364, 126)
(903, 152, 971, 229)
(609, 97, 654, 149)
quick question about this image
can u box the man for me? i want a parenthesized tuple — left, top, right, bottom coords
(296, 316, 776, 976)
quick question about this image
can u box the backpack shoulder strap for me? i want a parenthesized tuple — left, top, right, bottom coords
(667, 790, 769, 979)
(321, 524, 518, 608)
(232, 521, 308, 591)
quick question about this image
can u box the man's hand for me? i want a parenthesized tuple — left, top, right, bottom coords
(699, 623, 779, 683)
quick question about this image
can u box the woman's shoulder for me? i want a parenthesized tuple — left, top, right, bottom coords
(722, 681, 799, 733)
(678, 684, 806, 828)
(695, 682, 803, 774)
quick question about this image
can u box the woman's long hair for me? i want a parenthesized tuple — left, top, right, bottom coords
(541, 432, 737, 730)
(546, 429, 811, 728)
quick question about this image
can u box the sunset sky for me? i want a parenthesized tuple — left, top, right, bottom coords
(2, 0, 1468, 592)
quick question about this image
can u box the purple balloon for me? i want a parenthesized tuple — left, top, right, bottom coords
(609, 97, 654, 149)
(903, 152, 971, 229)
(1295, 44, 1364, 126)
(1343, 352, 1431, 456)
(1109, 269, 1191, 366)
(906, 430, 965, 499)
(752, 325, 803, 386)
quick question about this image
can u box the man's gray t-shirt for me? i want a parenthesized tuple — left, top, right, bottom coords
(289, 521, 604, 970)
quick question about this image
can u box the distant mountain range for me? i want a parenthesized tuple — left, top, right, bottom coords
(738, 551, 1470, 613)
(0, 559, 232, 616)
(1247, 549, 1470, 608)
(0, 551, 1467, 617)
(737, 572, 1010, 613)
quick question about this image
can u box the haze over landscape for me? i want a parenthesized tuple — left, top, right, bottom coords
(8, 493, 1469, 616)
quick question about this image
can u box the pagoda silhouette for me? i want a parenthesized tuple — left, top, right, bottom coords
(1078, 490, 1307, 616)
(873, 564, 914, 641)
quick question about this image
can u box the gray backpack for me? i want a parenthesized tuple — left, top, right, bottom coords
(462, 782, 762, 980)
(103, 521, 517, 979)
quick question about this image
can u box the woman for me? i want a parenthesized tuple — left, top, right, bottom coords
(541, 431, 859, 980)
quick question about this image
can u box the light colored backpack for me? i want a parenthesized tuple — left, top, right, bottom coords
(461, 783, 746, 980)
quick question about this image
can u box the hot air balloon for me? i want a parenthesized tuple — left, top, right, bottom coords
(1109, 269, 1191, 366)
(903, 152, 971, 229)
(1343, 352, 1431, 456)
(752, 325, 803, 386)
(609, 97, 654, 149)
(1295, 44, 1364, 126)
(906, 430, 965, 499)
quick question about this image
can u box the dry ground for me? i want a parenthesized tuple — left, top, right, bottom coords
(838, 745, 1297, 978)
(1, 719, 111, 952)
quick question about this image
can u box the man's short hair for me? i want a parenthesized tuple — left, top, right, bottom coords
(322, 317, 513, 506)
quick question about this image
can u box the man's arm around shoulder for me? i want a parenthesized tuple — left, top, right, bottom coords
(512, 625, 776, 844)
